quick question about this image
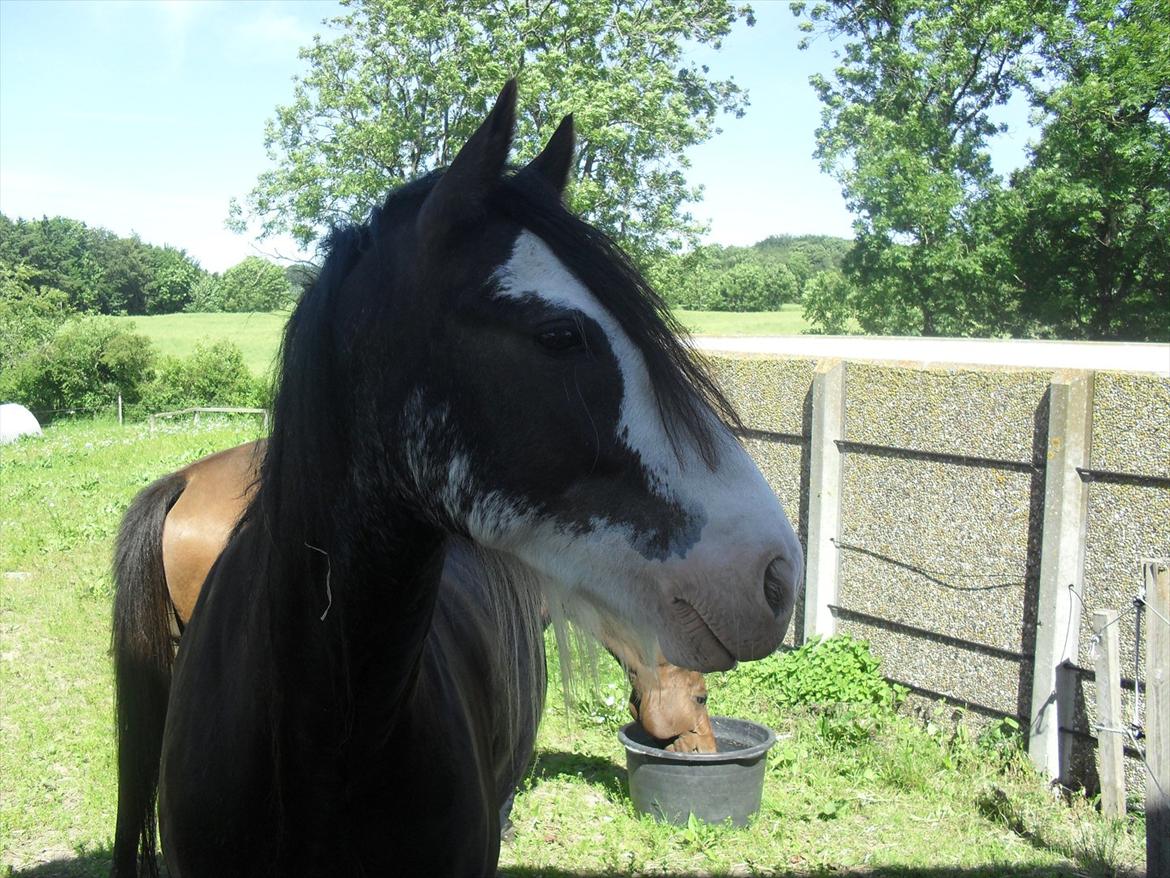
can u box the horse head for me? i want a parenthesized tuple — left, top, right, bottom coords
(277, 81, 802, 673)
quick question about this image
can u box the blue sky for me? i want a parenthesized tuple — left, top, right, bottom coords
(0, 1, 1033, 273)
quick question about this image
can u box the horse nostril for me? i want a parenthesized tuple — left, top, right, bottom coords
(763, 556, 795, 621)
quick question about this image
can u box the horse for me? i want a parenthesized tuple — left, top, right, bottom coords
(111, 81, 802, 877)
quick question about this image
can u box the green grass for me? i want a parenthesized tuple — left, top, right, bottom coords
(0, 421, 1147, 877)
(112, 311, 291, 377)
(674, 305, 813, 336)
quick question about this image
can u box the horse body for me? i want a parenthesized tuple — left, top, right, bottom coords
(115, 82, 801, 877)
(160, 441, 260, 623)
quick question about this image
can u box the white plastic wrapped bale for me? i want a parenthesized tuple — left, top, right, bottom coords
(0, 403, 42, 443)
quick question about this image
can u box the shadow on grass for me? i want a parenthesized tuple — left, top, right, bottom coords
(9, 846, 113, 878)
(529, 748, 629, 801)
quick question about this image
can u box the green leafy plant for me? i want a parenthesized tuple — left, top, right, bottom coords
(139, 341, 266, 414)
(675, 813, 722, 856)
(1, 316, 155, 417)
(715, 635, 907, 717)
(975, 716, 1024, 763)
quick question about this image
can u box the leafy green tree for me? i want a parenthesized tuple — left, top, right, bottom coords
(86, 231, 158, 314)
(141, 341, 263, 413)
(218, 257, 294, 312)
(792, 0, 1051, 335)
(709, 260, 797, 311)
(3, 316, 155, 416)
(0, 215, 103, 312)
(145, 247, 203, 314)
(186, 274, 224, 312)
(793, 0, 1168, 341)
(229, 0, 752, 266)
(0, 260, 70, 375)
(0, 213, 211, 316)
(801, 270, 855, 334)
(1004, 0, 1169, 340)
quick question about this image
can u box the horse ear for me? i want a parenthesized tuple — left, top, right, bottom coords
(521, 114, 575, 197)
(417, 79, 518, 247)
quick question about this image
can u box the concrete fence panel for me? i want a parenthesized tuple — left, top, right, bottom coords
(703, 345, 1169, 790)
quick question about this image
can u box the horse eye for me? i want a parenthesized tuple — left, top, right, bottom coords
(536, 323, 584, 352)
(694, 694, 707, 705)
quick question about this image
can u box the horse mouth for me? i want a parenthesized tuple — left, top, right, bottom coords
(669, 597, 735, 672)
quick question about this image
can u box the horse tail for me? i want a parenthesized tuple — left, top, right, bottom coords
(110, 472, 186, 878)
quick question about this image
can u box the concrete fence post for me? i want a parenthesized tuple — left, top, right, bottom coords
(1144, 559, 1169, 876)
(1028, 370, 1094, 783)
(1091, 608, 1125, 818)
(803, 359, 845, 644)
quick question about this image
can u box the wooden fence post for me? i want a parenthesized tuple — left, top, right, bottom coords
(1028, 370, 1094, 783)
(1145, 559, 1169, 877)
(1091, 609, 1125, 818)
(803, 359, 845, 643)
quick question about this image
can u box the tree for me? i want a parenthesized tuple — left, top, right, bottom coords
(0, 260, 70, 374)
(229, 0, 753, 266)
(145, 247, 203, 315)
(2, 316, 155, 416)
(0, 213, 212, 316)
(793, 0, 1168, 341)
(1004, 0, 1169, 340)
(793, 0, 1049, 336)
(186, 274, 224, 313)
(218, 257, 294, 312)
(800, 269, 855, 334)
(0, 215, 103, 312)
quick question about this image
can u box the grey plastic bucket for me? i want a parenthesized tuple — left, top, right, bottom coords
(618, 716, 776, 827)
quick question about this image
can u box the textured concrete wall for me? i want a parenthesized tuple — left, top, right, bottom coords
(705, 352, 1169, 787)
(1073, 373, 1170, 794)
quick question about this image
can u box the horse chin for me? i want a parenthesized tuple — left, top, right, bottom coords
(656, 600, 737, 673)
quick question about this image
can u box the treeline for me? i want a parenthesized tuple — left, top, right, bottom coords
(0, 213, 297, 420)
(791, 0, 1169, 342)
(0, 213, 295, 316)
(650, 235, 851, 312)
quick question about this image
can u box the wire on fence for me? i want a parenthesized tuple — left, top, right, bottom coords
(1073, 568, 1170, 800)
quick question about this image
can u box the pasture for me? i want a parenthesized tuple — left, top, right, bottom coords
(112, 306, 814, 380)
(110, 311, 292, 377)
(0, 419, 1147, 876)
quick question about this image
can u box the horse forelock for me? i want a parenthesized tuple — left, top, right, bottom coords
(492, 177, 743, 464)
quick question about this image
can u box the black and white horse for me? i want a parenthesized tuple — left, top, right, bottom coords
(115, 81, 801, 877)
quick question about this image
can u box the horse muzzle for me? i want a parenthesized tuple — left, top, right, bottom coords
(655, 543, 802, 673)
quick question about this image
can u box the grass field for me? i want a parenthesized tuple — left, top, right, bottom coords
(674, 306, 813, 337)
(0, 420, 1147, 876)
(112, 311, 291, 377)
(114, 306, 815, 380)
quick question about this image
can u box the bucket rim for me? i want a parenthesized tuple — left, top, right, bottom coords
(618, 715, 777, 764)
